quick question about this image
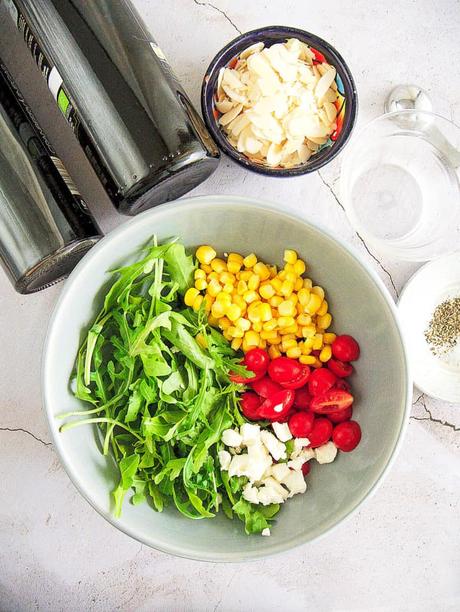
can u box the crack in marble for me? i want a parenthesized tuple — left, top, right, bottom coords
(317, 171, 399, 298)
(411, 393, 459, 432)
(193, 0, 242, 35)
(0, 426, 52, 447)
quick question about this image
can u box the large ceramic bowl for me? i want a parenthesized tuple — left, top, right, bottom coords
(42, 196, 411, 561)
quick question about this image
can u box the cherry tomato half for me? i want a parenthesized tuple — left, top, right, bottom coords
(258, 389, 295, 421)
(294, 387, 312, 410)
(251, 376, 283, 399)
(280, 364, 310, 390)
(244, 348, 269, 373)
(307, 418, 333, 448)
(308, 368, 337, 397)
(310, 389, 354, 414)
(229, 369, 265, 384)
(328, 405, 353, 423)
(240, 391, 262, 421)
(268, 357, 303, 385)
(333, 420, 362, 451)
(331, 335, 360, 362)
(288, 411, 315, 437)
(334, 379, 351, 393)
(302, 462, 311, 476)
(327, 358, 354, 378)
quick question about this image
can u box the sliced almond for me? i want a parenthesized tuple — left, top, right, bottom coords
(323, 101, 337, 122)
(315, 67, 337, 102)
(239, 41, 264, 59)
(227, 113, 250, 137)
(323, 87, 338, 103)
(222, 84, 247, 104)
(298, 143, 312, 164)
(219, 103, 243, 126)
(215, 98, 235, 114)
(222, 68, 245, 90)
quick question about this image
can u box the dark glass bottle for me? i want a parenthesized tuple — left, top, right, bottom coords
(6, 0, 220, 215)
(0, 60, 102, 293)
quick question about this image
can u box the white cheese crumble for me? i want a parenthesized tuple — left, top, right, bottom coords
(272, 421, 293, 442)
(315, 441, 338, 464)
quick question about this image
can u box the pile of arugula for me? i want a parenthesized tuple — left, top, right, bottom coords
(60, 240, 279, 534)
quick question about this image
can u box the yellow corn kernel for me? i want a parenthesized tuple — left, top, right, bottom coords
(296, 303, 304, 316)
(222, 283, 233, 294)
(228, 325, 244, 339)
(243, 253, 257, 268)
(243, 290, 258, 304)
(280, 280, 294, 297)
(263, 319, 278, 331)
(284, 263, 294, 274)
(294, 259, 306, 275)
(196, 245, 216, 265)
(278, 316, 295, 328)
(298, 288, 311, 306)
(211, 301, 226, 318)
(207, 271, 219, 282)
(300, 355, 316, 365)
(237, 280, 248, 295)
(195, 333, 208, 349)
(259, 283, 275, 300)
(305, 293, 322, 314)
(192, 295, 204, 311)
(277, 270, 286, 281)
(184, 287, 199, 306)
(216, 291, 231, 304)
(244, 330, 260, 347)
(220, 271, 235, 285)
(233, 295, 246, 311)
(231, 337, 242, 351)
(324, 332, 337, 345)
(302, 324, 316, 338)
(287, 293, 298, 305)
(280, 324, 298, 335)
(247, 302, 261, 322)
(226, 304, 242, 322)
(286, 346, 302, 359)
(207, 279, 222, 297)
(248, 274, 260, 291)
(227, 260, 241, 274)
(318, 313, 332, 330)
(311, 285, 325, 300)
(201, 263, 212, 274)
(253, 321, 263, 332)
(260, 329, 278, 340)
(203, 295, 213, 312)
(281, 338, 297, 351)
(278, 300, 296, 317)
(269, 265, 278, 278)
(297, 313, 312, 326)
(268, 345, 282, 359)
(317, 299, 328, 316)
(236, 317, 251, 331)
(270, 295, 283, 308)
(312, 333, 323, 350)
(271, 278, 283, 293)
(266, 335, 282, 345)
(223, 329, 232, 341)
(219, 316, 231, 330)
(259, 303, 272, 322)
(319, 345, 332, 362)
(312, 358, 323, 368)
(303, 337, 315, 350)
(259, 339, 267, 349)
(195, 278, 207, 291)
(194, 268, 206, 280)
(253, 262, 270, 281)
(285, 272, 297, 284)
(294, 278, 304, 291)
(284, 249, 297, 264)
(210, 258, 227, 273)
(207, 314, 219, 327)
(303, 278, 313, 289)
(228, 252, 244, 264)
(239, 270, 252, 282)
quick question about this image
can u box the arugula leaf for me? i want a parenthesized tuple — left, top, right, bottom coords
(163, 243, 196, 295)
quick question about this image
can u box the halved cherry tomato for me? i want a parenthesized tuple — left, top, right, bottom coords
(293, 387, 311, 410)
(307, 418, 333, 448)
(280, 364, 310, 390)
(250, 376, 283, 399)
(288, 411, 315, 437)
(268, 357, 303, 385)
(229, 369, 265, 384)
(310, 389, 354, 414)
(328, 405, 353, 423)
(244, 348, 269, 373)
(334, 378, 351, 393)
(308, 368, 337, 397)
(332, 335, 360, 362)
(258, 389, 295, 421)
(333, 420, 361, 451)
(302, 462, 311, 476)
(327, 358, 354, 378)
(240, 391, 262, 421)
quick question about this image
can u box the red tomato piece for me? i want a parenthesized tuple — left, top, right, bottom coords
(243, 348, 269, 373)
(251, 376, 283, 399)
(293, 387, 312, 410)
(308, 368, 337, 396)
(331, 335, 360, 362)
(268, 356, 303, 385)
(302, 462, 311, 476)
(307, 418, 333, 448)
(229, 369, 265, 384)
(258, 389, 295, 421)
(327, 358, 354, 378)
(310, 389, 354, 414)
(328, 405, 353, 423)
(333, 420, 362, 451)
(240, 391, 262, 421)
(334, 378, 351, 393)
(288, 411, 315, 437)
(280, 364, 310, 389)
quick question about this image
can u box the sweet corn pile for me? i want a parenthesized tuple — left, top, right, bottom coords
(184, 246, 336, 368)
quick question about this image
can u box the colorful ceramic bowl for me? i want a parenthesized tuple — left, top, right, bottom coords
(201, 26, 358, 176)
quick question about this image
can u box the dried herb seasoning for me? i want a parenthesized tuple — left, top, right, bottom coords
(424, 297, 460, 355)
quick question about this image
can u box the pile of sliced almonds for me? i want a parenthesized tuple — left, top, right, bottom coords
(216, 38, 338, 168)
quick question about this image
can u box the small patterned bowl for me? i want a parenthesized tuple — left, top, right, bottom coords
(201, 26, 358, 176)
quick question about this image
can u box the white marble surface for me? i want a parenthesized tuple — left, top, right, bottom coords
(1, 1, 459, 610)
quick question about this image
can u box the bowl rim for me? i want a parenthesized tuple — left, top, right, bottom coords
(201, 25, 358, 177)
(42, 194, 411, 562)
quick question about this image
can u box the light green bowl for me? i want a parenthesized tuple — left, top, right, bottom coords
(42, 196, 411, 561)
